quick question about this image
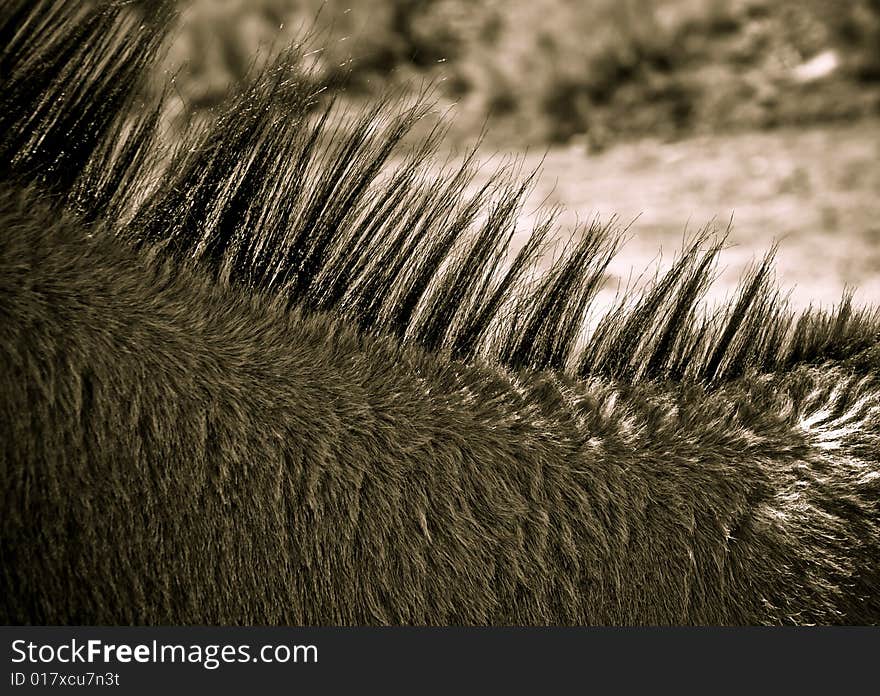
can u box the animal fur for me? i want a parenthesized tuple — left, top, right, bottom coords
(1, 1, 879, 625)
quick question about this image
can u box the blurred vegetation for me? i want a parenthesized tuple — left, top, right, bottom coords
(161, 0, 880, 147)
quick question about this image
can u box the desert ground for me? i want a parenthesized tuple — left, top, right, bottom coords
(462, 117, 880, 318)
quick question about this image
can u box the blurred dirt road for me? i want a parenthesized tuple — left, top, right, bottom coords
(482, 118, 880, 317)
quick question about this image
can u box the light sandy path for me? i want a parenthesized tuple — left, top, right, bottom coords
(469, 119, 880, 317)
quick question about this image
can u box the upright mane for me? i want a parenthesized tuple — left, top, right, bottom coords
(3, 0, 878, 384)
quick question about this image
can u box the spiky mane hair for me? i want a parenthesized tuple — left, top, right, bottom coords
(1, 1, 879, 624)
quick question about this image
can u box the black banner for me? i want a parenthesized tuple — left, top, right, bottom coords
(2, 627, 877, 693)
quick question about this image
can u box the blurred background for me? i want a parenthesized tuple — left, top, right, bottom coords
(155, 0, 880, 311)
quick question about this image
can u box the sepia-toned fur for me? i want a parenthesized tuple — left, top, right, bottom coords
(1, 1, 878, 624)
